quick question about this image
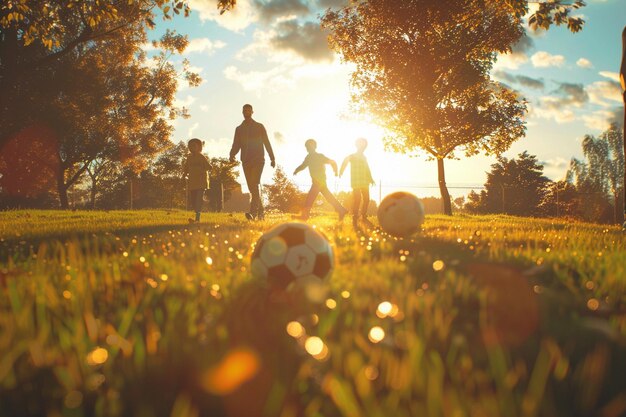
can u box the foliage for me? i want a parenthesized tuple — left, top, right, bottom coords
(466, 151, 549, 216)
(0, 210, 624, 416)
(209, 157, 240, 202)
(322, 0, 533, 215)
(567, 123, 624, 224)
(265, 166, 302, 213)
(321, 0, 586, 216)
(0, 25, 200, 209)
(539, 180, 580, 219)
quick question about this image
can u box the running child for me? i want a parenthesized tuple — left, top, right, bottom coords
(339, 137, 375, 226)
(293, 139, 348, 221)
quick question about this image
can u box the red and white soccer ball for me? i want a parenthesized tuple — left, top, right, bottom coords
(251, 223, 334, 302)
(377, 191, 425, 237)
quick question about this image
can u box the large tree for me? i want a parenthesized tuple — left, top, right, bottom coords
(322, 0, 585, 215)
(0, 0, 235, 145)
(56, 29, 195, 208)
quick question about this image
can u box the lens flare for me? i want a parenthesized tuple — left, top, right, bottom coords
(368, 326, 385, 343)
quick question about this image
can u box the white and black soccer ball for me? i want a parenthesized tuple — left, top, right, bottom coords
(377, 192, 425, 237)
(250, 223, 334, 296)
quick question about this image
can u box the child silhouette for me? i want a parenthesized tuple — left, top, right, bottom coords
(293, 139, 348, 221)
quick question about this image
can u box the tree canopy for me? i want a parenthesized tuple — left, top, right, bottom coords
(321, 0, 586, 215)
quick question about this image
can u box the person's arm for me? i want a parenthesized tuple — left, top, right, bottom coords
(293, 156, 308, 175)
(260, 124, 276, 168)
(229, 127, 241, 162)
(339, 155, 350, 177)
(365, 159, 374, 185)
(327, 157, 339, 176)
(203, 154, 211, 172)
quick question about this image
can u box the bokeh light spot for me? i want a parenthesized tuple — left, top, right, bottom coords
(368, 326, 385, 343)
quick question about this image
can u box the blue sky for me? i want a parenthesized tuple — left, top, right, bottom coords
(148, 0, 626, 200)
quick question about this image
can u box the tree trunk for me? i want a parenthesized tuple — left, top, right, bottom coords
(90, 181, 97, 209)
(0, 28, 19, 145)
(57, 168, 69, 209)
(437, 157, 452, 215)
(87, 168, 98, 209)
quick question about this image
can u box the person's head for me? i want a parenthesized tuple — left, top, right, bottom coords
(188, 138, 203, 153)
(242, 104, 253, 120)
(305, 139, 317, 153)
(355, 137, 368, 152)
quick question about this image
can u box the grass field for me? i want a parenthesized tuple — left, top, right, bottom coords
(1, 210, 625, 417)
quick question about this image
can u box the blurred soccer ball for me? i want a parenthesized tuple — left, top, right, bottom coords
(250, 223, 334, 302)
(377, 192, 425, 237)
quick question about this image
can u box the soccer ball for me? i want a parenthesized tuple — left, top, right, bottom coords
(377, 192, 425, 237)
(250, 223, 334, 300)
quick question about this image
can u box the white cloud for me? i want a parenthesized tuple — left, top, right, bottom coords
(188, 0, 258, 32)
(531, 51, 565, 68)
(494, 35, 534, 70)
(586, 80, 623, 107)
(224, 59, 341, 93)
(175, 95, 197, 108)
(542, 157, 570, 170)
(140, 41, 158, 52)
(535, 97, 576, 123)
(200, 104, 209, 112)
(224, 64, 295, 91)
(582, 109, 617, 130)
(184, 38, 227, 55)
(224, 23, 341, 93)
(188, 122, 200, 138)
(494, 52, 528, 70)
(599, 71, 620, 82)
(576, 58, 593, 68)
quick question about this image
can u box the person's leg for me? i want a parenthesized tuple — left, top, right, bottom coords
(301, 184, 320, 219)
(243, 162, 264, 219)
(352, 188, 361, 217)
(362, 188, 370, 219)
(190, 189, 203, 222)
(320, 183, 347, 219)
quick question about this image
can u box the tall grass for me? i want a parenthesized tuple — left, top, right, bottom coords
(0, 210, 624, 417)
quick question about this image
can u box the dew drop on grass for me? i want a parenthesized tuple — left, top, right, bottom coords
(587, 298, 599, 311)
(364, 365, 379, 380)
(368, 326, 385, 343)
(377, 301, 393, 318)
(432, 260, 445, 271)
(286, 321, 305, 338)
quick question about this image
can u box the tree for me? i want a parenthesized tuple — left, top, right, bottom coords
(540, 180, 579, 218)
(322, 0, 585, 215)
(0, 1, 235, 140)
(265, 166, 302, 213)
(466, 151, 549, 216)
(567, 123, 624, 224)
(0, 24, 200, 208)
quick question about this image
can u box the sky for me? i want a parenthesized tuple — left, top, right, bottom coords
(147, 0, 626, 201)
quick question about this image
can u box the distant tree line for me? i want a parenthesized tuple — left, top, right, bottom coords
(465, 124, 624, 224)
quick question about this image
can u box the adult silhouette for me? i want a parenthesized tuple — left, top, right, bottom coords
(229, 104, 275, 220)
